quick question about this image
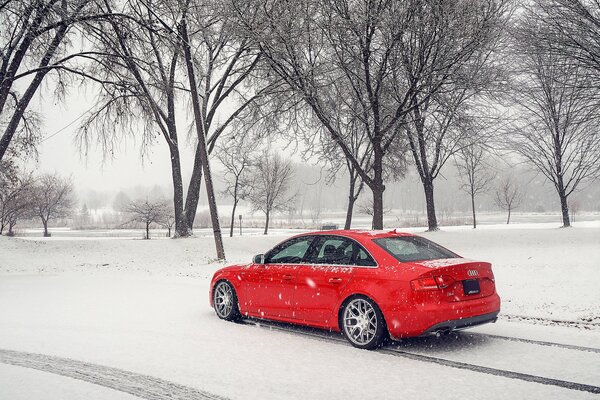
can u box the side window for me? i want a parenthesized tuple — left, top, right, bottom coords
(355, 247, 377, 267)
(266, 237, 313, 264)
(313, 237, 354, 265)
(310, 236, 377, 267)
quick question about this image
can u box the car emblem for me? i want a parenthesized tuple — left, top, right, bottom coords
(467, 270, 479, 277)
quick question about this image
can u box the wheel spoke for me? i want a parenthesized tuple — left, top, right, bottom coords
(343, 298, 379, 346)
(214, 282, 235, 318)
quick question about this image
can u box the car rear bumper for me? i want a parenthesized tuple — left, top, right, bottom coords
(419, 311, 499, 336)
(385, 293, 501, 339)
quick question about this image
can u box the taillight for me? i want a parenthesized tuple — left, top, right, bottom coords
(434, 275, 455, 289)
(411, 275, 455, 291)
(411, 277, 439, 291)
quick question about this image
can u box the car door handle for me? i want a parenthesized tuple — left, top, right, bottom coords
(283, 275, 295, 281)
(328, 277, 343, 284)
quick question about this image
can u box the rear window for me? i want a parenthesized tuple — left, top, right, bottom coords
(373, 236, 459, 263)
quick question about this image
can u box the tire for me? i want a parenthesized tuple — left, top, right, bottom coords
(213, 280, 241, 321)
(339, 296, 387, 350)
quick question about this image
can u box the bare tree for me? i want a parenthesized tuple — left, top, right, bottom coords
(0, 169, 36, 236)
(231, 0, 508, 229)
(455, 143, 493, 229)
(248, 152, 295, 235)
(80, 0, 269, 258)
(31, 173, 74, 236)
(216, 139, 254, 237)
(494, 177, 523, 224)
(402, 3, 510, 232)
(0, 0, 129, 162)
(508, 18, 600, 227)
(161, 212, 175, 237)
(529, 0, 600, 88)
(125, 198, 169, 240)
(80, 0, 190, 237)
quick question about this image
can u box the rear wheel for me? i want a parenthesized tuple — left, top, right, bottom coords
(213, 280, 241, 321)
(340, 296, 387, 350)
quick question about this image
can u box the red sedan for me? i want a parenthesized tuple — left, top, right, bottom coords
(209, 230, 501, 349)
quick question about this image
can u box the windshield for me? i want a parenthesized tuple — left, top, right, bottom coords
(373, 236, 459, 263)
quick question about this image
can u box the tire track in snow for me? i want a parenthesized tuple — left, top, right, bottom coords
(379, 348, 600, 395)
(0, 349, 228, 400)
(500, 314, 600, 330)
(467, 332, 600, 354)
(241, 319, 600, 395)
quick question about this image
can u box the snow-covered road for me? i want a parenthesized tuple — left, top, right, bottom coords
(1, 224, 599, 399)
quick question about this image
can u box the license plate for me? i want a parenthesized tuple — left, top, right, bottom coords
(462, 279, 480, 295)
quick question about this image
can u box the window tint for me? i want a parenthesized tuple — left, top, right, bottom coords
(374, 236, 458, 263)
(314, 238, 354, 265)
(310, 236, 377, 267)
(266, 237, 313, 264)
(355, 247, 377, 267)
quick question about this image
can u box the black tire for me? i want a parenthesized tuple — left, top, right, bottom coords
(339, 295, 387, 350)
(212, 280, 241, 321)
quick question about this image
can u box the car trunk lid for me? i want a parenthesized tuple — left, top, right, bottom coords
(410, 258, 496, 302)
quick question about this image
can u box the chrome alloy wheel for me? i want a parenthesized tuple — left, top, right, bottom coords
(214, 281, 234, 318)
(343, 298, 378, 346)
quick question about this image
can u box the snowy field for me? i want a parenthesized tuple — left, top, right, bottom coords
(1, 222, 599, 399)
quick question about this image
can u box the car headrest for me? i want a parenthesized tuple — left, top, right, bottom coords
(323, 244, 337, 256)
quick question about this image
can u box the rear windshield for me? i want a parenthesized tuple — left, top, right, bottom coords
(373, 236, 459, 263)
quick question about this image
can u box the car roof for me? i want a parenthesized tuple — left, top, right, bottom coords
(298, 229, 415, 241)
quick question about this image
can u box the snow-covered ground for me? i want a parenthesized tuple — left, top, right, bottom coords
(0, 222, 599, 399)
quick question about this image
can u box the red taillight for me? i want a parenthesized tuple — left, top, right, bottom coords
(411, 275, 455, 291)
(411, 277, 439, 291)
(434, 275, 455, 289)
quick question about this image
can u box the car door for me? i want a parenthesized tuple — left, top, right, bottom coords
(294, 236, 375, 325)
(242, 236, 315, 319)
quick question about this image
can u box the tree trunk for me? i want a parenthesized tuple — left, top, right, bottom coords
(42, 218, 49, 237)
(371, 186, 384, 230)
(471, 191, 477, 229)
(183, 145, 204, 230)
(8, 222, 15, 236)
(506, 208, 511, 224)
(345, 180, 354, 231)
(556, 181, 571, 228)
(230, 200, 238, 238)
(146, 221, 150, 239)
(423, 179, 438, 231)
(345, 195, 355, 230)
(180, 17, 225, 260)
(371, 151, 385, 230)
(168, 144, 191, 237)
(264, 210, 270, 235)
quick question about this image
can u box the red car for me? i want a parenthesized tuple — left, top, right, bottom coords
(209, 230, 501, 349)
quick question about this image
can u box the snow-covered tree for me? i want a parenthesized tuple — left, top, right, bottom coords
(125, 199, 169, 239)
(248, 152, 295, 235)
(31, 174, 75, 237)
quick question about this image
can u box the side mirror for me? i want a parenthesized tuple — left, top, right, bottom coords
(253, 254, 265, 264)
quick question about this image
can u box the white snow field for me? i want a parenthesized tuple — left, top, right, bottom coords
(0, 222, 599, 399)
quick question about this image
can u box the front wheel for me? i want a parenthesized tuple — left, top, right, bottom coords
(213, 280, 241, 321)
(340, 296, 387, 350)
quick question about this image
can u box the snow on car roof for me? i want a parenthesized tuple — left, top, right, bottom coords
(311, 229, 415, 239)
